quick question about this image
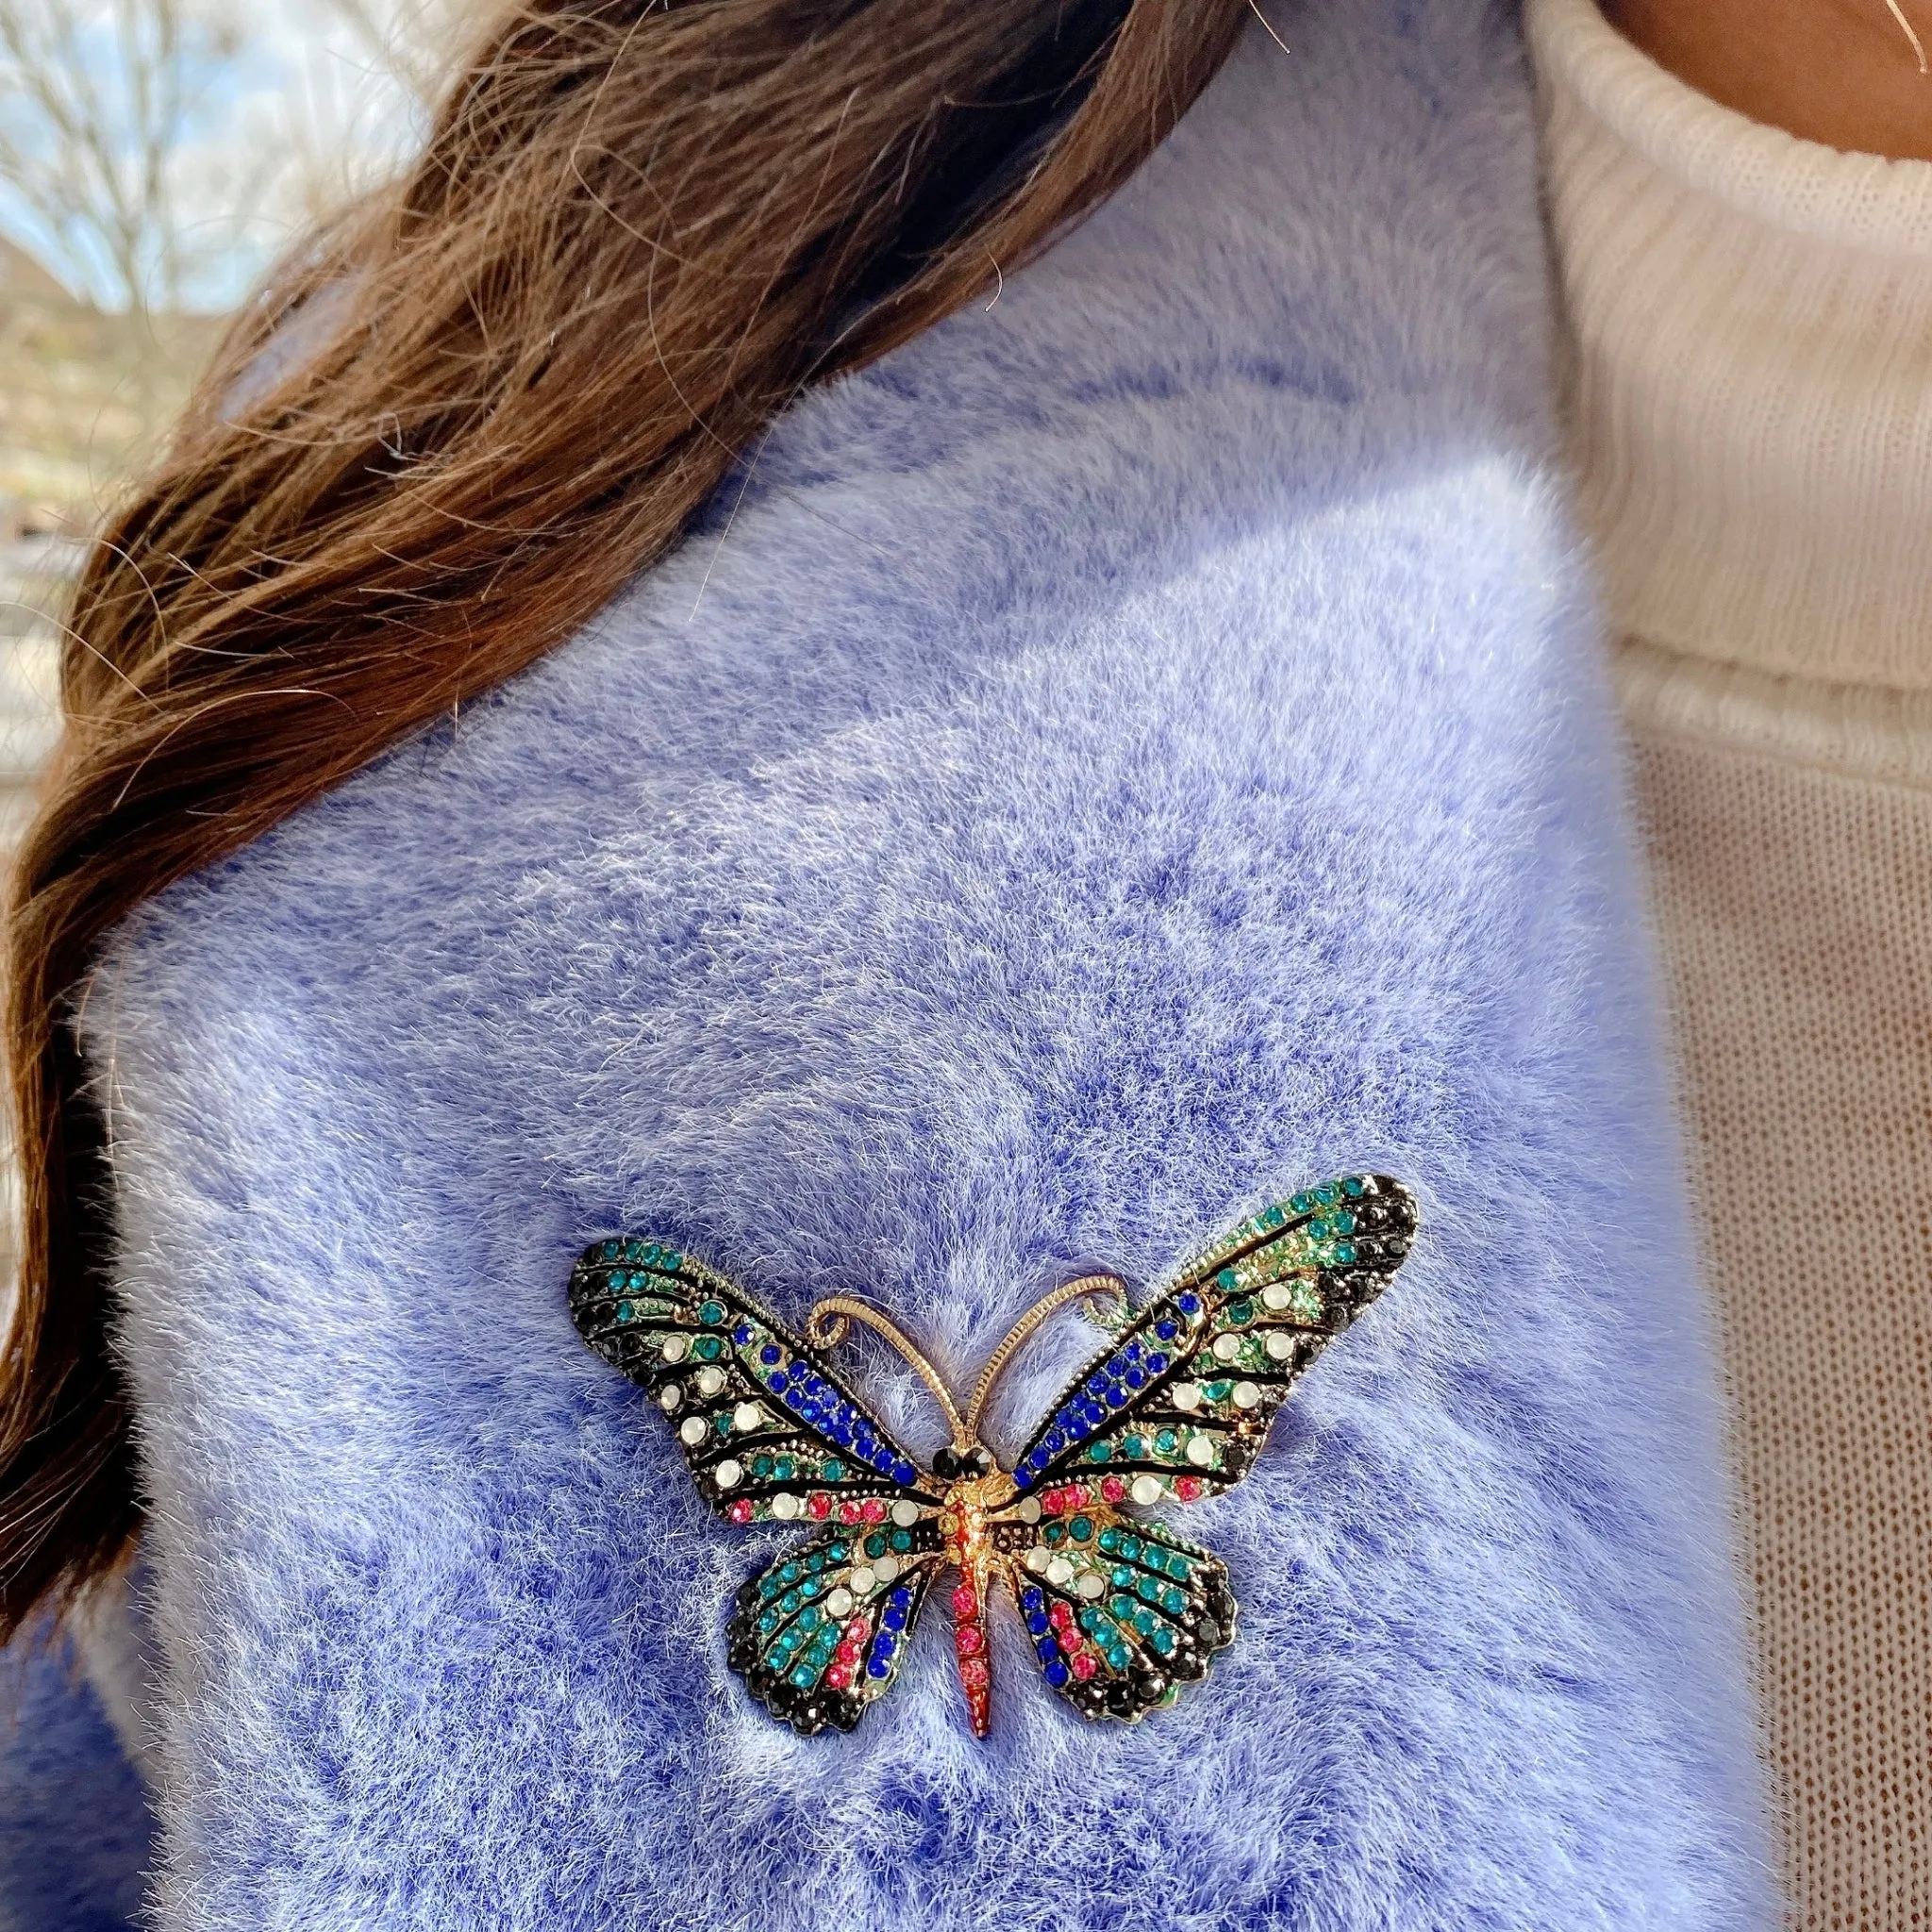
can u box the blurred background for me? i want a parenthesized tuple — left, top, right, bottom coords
(1, 0, 447, 1278)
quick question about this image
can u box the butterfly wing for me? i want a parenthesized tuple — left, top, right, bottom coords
(569, 1237, 943, 1522)
(727, 1522, 944, 1734)
(1007, 1509, 1237, 1723)
(1008, 1174, 1417, 1506)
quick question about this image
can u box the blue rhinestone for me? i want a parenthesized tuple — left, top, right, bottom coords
(769, 1371, 789, 1394)
(1105, 1356, 1127, 1379)
(733, 1324, 753, 1345)
(874, 1631, 898, 1657)
(892, 1460, 917, 1484)
(1155, 1320, 1177, 1341)
(1022, 1589, 1044, 1613)
(866, 1657, 891, 1679)
(1106, 1385, 1129, 1408)
(1035, 1637, 1058, 1663)
(1044, 1660, 1070, 1689)
(1045, 1431, 1065, 1455)
(883, 1607, 907, 1631)
(1177, 1293, 1202, 1315)
(1085, 1375, 1108, 1397)
(1026, 1611, 1051, 1636)
(891, 1587, 913, 1607)
(760, 1344, 781, 1365)
(1124, 1368, 1146, 1390)
(1124, 1341, 1142, 1362)
(1147, 1353, 1169, 1374)
(1015, 1468, 1034, 1490)
(872, 1448, 894, 1472)
(1082, 1401, 1106, 1426)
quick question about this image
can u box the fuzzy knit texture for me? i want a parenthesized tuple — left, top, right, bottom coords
(1532, 0, 1932, 1921)
(5, 0, 1776, 1925)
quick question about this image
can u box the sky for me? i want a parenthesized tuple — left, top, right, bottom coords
(0, 0, 430, 311)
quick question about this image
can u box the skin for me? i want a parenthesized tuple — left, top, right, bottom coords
(1610, 0, 1932, 159)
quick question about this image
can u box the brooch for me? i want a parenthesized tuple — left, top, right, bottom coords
(570, 1174, 1416, 1736)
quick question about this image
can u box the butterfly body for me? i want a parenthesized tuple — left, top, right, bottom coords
(569, 1173, 1416, 1737)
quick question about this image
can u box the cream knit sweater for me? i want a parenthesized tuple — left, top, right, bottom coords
(1529, 1, 1932, 1924)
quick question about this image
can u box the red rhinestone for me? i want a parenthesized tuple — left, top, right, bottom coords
(955, 1624, 984, 1657)
(951, 1584, 978, 1619)
(1067, 1484, 1091, 1507)
(807, 1491, 831, 1520)
(1048, 1601, 1074, 1630)
(1100, 1475, 1126, 1504)
(835, 1641, 859, 1665)
(1070, 1653, 1098, 1681)
(727, 1498, 754, 1524)
(840, 1500, 862, 1524)
(859, 1499, 887, 1524)
(959, 1657, 989, 1689)
(824, 1666, 851, 1690)
(1175, 1475, 1205, 1502)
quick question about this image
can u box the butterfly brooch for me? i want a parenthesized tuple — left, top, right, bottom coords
(570, 1172, 1417, 1738)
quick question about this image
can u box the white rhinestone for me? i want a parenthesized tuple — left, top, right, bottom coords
(678, 1415, 708, 1446)
(1265, 1331, 1294, 1361)
(824, 1588, 855, 1619)
(874, 1556, 901, 1584)
(890, 1500, 920, 1527)
(1076, 1572, 1108, 1601)
(1017, 1496, 1042, 1524)
(849, 1566, 876, 1595)
(732, 1401, 762, 1433)
(1233, 1381, 1262, 1410)
(660, 1334, 689, 1363)
(1261, 1283, 1291, 1311)
(1211, 1333, 1241, 1362)
(1185, 1436, 1216, 1468)
(658, 1384, 682, 1412)
(1129, 1474, 1164, 1506)
(770, 1492, 800, 1522)
(1045, 1556, 1074, 1587)
(694, 1365, 725, 1397)
(1024, 1545, 1052, 1574)
(714, 1459, 742, 1490)
(1171, 1383, 1201, 1412)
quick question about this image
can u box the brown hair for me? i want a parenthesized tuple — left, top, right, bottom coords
(0, 0, 1250, 1636)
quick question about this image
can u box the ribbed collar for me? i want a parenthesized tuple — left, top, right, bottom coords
(1529, 0, 1932, 691)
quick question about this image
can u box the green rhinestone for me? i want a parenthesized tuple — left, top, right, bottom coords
(757, 1610, 777, 1633)
(780, 1563, 801, 1584)
(774, 1457, 795, 1482)
(1342, 1176, 1366, 1197)
(616, 1301, 634, 1324)
(1313, 1185, 1339, 1207)
(1264, 1204, 1286, 1228)
(714, 1413, 733, 1436)
(799, 1607, 821, 1633)
(1097, 1527, 1120, 1555)
(779, 1591, 800, 1614)
(802, 1576, 822, 1599)
(1119, 1536, 1141, 1560)
(1069, 1515, 1093, 1542)
(1043, 1523, 1064, 1546)
(692, 1335, 723, 1361)
(1156, 1429, 1178, 1455)
(827, 1541, 848, 1563)
(1216, 1269, 1239, 1291)
(1122, 1435, 1145, 1459)
(660, 1251, 682, 1270)
(1289, 1192, 1313, 1215)
(1079, 1608, 1103, 1636)
(865, 1533, 887, 1559)
(1109, 1594, 1136, 1621)
(697, 1300, 724, 1325)
(1136, 1576, 1159, 1604)
(1206, 1379, 1232, 1401)
(760, 1576, 779, 1600)
(639, 1243, 658, 1263)
(1333, 1209, 1357, 1235)
(625, 1240, 645, 1260)
(1227, 1299, 1254, 1325)
(1111, 1565, 1134, 1589)
(1152, 1625, 1177, 1657)
(806, 1552, 824, 1573)
(752, 1455, 774, 1479)
(1132, 1607, 1158, 1637)
(1107, 1643, 1133, 1671)
(1334, 1242, 1357, 1264)
(789, 1664, 816, 1689)
(1166, 1555, 1191, 1584)
(891, 1529, 911, 1553)
(823, 1459, 844, 1482)
(1161, 1587, 1186, 1614)
(1307, 1218, 1329, 1240)
(1086, 1441, 1110, 1464)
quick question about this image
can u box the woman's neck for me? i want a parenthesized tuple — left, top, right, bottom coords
(1610, 0, 1932, 158)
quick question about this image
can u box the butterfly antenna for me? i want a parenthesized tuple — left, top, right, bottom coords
(962, 1274, 1131, 1445)
(806, 1295, 975, 1452)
